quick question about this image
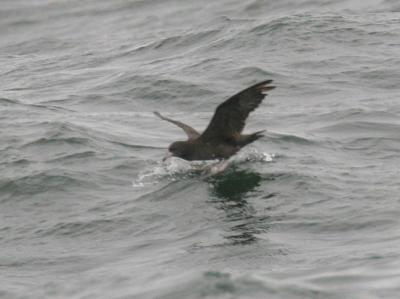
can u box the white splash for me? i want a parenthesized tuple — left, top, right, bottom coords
(231, 147, 275, 163)
(132, 148, 274, 188)
(132, 157, 205, 188)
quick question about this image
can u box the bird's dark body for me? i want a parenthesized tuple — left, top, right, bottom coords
(155, 80, 275, 161)
(171, 140, 239, 161)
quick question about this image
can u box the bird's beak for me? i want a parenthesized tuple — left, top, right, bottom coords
(162, 151, 173, 162)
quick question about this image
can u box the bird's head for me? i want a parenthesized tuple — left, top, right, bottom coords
(164, 141, 192, 160)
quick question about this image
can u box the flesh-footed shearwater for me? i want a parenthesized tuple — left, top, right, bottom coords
(154, 80, 275, 161)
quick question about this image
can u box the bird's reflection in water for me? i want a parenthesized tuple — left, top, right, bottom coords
(207, 168, 271, 245)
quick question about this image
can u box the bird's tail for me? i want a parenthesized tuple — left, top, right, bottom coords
(237, 130, 265, 146)
(250, 130, 265, 142)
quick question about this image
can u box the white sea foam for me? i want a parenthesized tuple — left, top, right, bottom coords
(132, 148, 274, 188)
(231, 147, 275, 163)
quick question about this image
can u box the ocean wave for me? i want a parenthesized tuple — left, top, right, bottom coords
(22, 136, 90, 148)
(0, 171, 95, 202)
(0, 97, 70, 113)
(129, 78, 215, 101)
(0, 97, 20, 106)
(37, 217, 131, 238)
(265, 132, 315, 145)
(135, 270, 337, 299)
(151, 30, 220, 51)
(312, 121, 400, 139)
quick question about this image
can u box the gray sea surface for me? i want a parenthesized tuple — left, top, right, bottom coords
(1, 0, 400, 298)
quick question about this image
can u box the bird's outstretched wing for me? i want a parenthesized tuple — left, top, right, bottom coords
(199, 80, 275, 143)
(154, 111, 200, 140)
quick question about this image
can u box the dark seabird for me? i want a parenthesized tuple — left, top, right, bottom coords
(155, 80, 275, 161)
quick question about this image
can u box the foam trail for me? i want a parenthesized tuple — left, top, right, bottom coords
(132, 148, 275, 188)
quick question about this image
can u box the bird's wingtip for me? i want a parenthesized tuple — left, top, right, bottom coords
(261, 85, 276, 91)
(254, 80, 275, 91)
(261, 79, 274, 85)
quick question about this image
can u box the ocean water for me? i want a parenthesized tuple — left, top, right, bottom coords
(1, 0, 400, 298)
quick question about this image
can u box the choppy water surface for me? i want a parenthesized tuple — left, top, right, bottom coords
(1, 0, 400, 298)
